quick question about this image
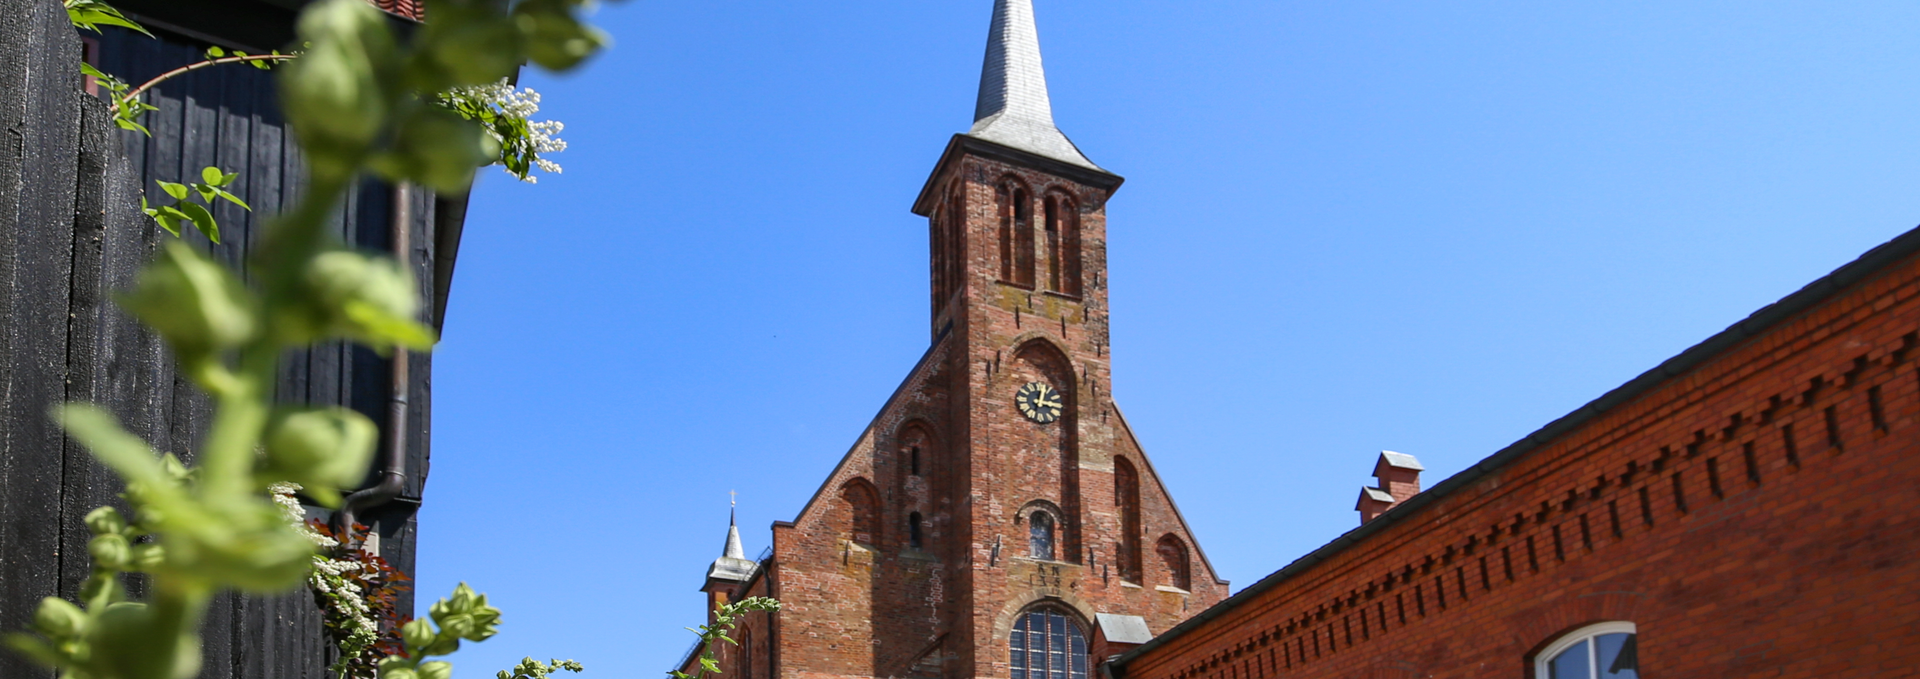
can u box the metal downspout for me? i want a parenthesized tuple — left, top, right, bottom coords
(335, 181, 413, 547)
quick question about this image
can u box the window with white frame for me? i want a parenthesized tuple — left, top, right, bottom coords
(1536, 622, 1639, 679)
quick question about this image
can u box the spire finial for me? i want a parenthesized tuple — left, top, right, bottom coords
(968, 0, 1100, 170)
(729, 489, 738, 508)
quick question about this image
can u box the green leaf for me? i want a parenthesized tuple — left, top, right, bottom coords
(151, 213, 182, 237)
(196, 183, 218, 204)
(205, 45, 225, 58)
(201, 166, 224, 185)
(55, 405, 173, 492)
(176, 202, 220, 244)
(113, 116, 150, 135)
(259, 406, 378, 507)
(211, 188, 252, 211)
(219, 171, 239, 186)
(80, 61, 110, 80)
(115, 241, 258, 353)
(157, 181, 189, 201)
(66, 0, 151, 36)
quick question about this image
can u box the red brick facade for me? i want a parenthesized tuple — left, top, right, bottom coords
(1109, 230, 1920, 678)
(682, 137, 1229, 679)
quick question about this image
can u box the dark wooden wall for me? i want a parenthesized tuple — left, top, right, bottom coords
(1, 0, 441, 675)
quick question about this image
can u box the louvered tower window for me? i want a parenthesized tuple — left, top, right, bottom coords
(1009, 607, 1086, 679)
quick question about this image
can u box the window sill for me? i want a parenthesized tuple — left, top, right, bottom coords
(1014, 556, 1080, 567)
(1155, 585, 1190, 594)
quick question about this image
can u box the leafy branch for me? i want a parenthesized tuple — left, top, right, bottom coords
(141, 166, 250, 243)
(499, 657, 585, 679)
(671, 597, 781, 679)
(7, 0, 613, 675)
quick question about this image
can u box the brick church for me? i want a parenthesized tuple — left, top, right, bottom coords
(679, 1, 1920, 678)
(676, 2, 1229, 679)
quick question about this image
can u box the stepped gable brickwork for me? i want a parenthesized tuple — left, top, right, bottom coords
(1109, 227, 1920, 679)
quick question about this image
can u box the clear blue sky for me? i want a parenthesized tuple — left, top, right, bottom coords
(415, 1, 1920, 676)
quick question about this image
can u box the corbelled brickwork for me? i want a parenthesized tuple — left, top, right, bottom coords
(1110, 230, 1920, 678)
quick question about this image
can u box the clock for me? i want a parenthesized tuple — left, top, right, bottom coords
(1015, 382, 1064, 424)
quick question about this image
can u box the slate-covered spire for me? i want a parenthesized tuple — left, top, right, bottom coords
(705, 507, 756, 585)
(969, 0, 1100, 170)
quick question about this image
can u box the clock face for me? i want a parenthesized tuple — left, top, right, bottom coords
(1015, 382, 1064, 424)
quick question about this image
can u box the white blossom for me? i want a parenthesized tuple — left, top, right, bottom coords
(443, 78, 568, 183)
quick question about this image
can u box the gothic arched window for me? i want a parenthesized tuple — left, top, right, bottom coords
(1537, 622, 1639, 678)
(1114, 457, 1142, 583)
(1029, 511, 1056, 561)
(1009, 606, 1087, 679)
(1156, 534, 1191, 590)
(741, 629, 754, 679)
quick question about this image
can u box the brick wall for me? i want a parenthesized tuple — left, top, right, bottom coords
(688, 138, 1231, 679)
(1113, 230, 1920, 679)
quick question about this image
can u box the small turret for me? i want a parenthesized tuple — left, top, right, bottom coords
(705, 508, 758, 588)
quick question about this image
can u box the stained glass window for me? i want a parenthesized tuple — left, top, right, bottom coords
(1009, 608, 1086, 679)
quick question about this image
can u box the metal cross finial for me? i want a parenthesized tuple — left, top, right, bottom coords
(729, 489, 738, 507)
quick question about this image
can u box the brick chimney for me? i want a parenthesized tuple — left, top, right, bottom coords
(1356, 451, 1423, 525)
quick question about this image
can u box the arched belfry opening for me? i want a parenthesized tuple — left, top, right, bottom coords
(998, 177, 1035, 287)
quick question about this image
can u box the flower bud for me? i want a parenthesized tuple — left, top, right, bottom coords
(380, 655, 414, 675)
(130, 542, 166, 570)
(282, 0, 394, 162)
(261, 406, 378, 507)
(370, 107, 490, 193)
(299, 250, 434, 351)
(440, 615, 473, 641)
(418, 661, 453, 679)
(85, 506, 128, 536)
(95, 602, 203, 679)
(402, 617, 436, 652)
(33, 597, 89, 639)
(117, 242, 257, 355)
(90, 534, 132, 570)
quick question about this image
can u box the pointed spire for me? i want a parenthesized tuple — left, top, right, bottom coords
(722, 507, 746, 560)
(705, 499, 757, 585)
(969, 0, 1100, 170)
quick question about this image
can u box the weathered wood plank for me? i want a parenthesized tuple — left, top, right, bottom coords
(0, 1, 84, 677)
(214, 62, 256, 283)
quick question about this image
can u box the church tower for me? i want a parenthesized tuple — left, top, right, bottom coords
(677, 3, 1228, 679)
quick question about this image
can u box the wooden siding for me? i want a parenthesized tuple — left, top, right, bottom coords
(2, 1, 443, 676)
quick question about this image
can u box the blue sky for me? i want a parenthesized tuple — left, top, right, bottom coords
(414, 1, 1920, 676)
